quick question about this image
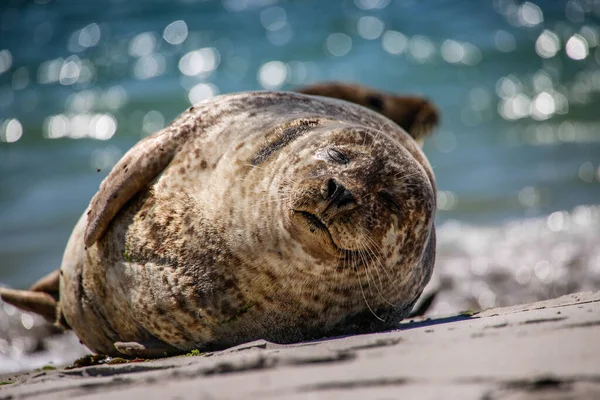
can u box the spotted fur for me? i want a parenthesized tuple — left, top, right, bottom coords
(2, 87, 438, 357)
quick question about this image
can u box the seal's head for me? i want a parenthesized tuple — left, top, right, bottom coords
(284, 126, 434, 266)
(233, 104, 437, 330)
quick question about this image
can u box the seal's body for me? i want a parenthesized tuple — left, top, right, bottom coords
(2, 84, 438, 357)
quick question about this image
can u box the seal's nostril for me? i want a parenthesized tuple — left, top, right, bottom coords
(326, 179, 338, 200)
(324, 179, 356, 209)
(335, 190, 356, 208)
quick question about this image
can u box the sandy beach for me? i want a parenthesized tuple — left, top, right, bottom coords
(1, 290, 598, 399)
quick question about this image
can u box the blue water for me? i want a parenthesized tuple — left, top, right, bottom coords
(0, 0, 600, 371)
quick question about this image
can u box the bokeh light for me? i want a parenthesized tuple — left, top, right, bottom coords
(178, 48, 220, 76)
(381, 31, 407, 55)
(0, 119, 23, 143)
(535, 30, 560, 58)
(0, 50, 12, 75)
(408, 35, 435, 63)
(258, 61, 288, 89)
(357, 16, 384, 40)
(188, 83, 219, 105)
(518, 2, 544, 27)
(566, 34, 589, 60)
(325, 33, 352, 57)
(163, 20, 188, 45)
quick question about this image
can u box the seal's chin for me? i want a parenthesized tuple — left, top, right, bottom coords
(292, 210, 358, 260)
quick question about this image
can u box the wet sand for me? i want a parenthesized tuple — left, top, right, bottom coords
(1, 291, 599, 399)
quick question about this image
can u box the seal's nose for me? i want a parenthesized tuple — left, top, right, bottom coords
(322, 179, 357, 212)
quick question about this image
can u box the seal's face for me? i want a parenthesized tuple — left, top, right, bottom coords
(281, 126, 435, 271)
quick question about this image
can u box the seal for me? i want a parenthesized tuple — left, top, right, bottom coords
(1, 82, 438, 358)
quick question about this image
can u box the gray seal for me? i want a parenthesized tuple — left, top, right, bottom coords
(1, 83, 438, 358)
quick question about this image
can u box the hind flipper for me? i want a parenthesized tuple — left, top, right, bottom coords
(296, 82, 439, 146)
(0, 287, 57, 323)
(0, 268, 61, 322)
(30, 269, 60, 298)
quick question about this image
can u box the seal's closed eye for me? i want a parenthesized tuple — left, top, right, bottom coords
(326, 148, 350, 165)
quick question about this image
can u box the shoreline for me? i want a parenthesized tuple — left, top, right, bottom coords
(1, 291, 599, 399)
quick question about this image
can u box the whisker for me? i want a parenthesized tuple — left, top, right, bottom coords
(363, 239, 392, 283)
(357, 248, 374, 294)
(369, 119, 393, 151)
(393, 170, 423, 181)
(362, 230, 383, 252)
(362, 243, 398, 307)
(352, 244, 384, 322)
(361, 228, 404, 307)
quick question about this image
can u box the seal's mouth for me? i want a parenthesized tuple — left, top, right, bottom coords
(294, 210, 358, 260)
(296, 210, 327, 231)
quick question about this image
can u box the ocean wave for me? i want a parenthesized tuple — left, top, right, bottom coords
(428, 204, 600, 316)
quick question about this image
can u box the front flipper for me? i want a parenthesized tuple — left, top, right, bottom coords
(296, 82, 439, 145)
(114, 340, 181, 358)
(84, 125, 193, 247)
